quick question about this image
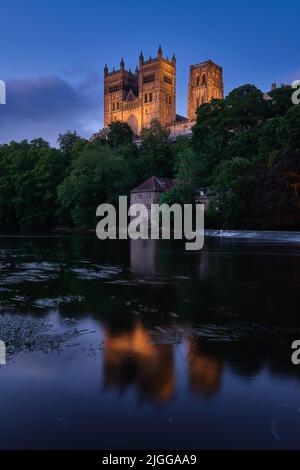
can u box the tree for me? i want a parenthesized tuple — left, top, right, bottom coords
(210, 157, 256, 227)
(257, 118, 281, 164)
(278, 105, 300, 150)
(139, 120, 174, 178)
(106, 121, 133, 148)
(30, 138, 50, 148)
(160, 184, 195, 206)
(224, 85, 269, 134)
(268, 85, 294, 118)
(0, 140, 69, 231)
(251, 149, 300, 229)
(57, 143, 136, 227)
(57, 130, 86, 154)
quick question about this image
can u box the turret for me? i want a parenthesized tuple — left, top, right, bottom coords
(104, 64, 108, 77)
(172, 53, 176, 65)
(120, 58, 125, 71)
(158, 45, 163, 58)
(139, 51, 144, 66)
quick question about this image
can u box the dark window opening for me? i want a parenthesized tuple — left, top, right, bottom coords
(143, 74, 155, 84)
(109, 85, 119, 93)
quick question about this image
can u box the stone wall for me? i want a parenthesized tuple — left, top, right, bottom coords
(130, 191, 161, 212)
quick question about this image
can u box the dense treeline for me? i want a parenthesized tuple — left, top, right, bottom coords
(0, 83, 299, 232)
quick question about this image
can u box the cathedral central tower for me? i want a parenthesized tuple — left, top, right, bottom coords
(188, 60, 224, 121)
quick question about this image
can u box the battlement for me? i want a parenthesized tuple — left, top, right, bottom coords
(190, 60, 222, 70)
(139, 46, 176, 67)
(106, 69, 137, 77)
(104, 61, 138, 78)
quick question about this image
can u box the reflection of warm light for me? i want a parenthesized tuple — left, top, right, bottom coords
(103, 321, 174, 403)
(104, 323, 155, 359)
(188, 340, 222, 397)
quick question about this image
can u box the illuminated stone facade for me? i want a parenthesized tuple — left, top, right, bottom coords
(188, 60, 224, 121)
(104, 47, 176, 136)
(104, 49, 223, 136)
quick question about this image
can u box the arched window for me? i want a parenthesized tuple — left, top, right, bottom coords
(196, 75, 200, 86)
(202, 73, 207, 85)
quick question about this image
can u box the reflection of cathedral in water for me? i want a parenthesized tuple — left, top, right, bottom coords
(188, 340, 223, 397)
(102, 321, 223, 404)
(130, 239, 158, 275)
(103, 321, 174, 403)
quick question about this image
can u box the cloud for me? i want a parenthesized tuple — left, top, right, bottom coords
(0, 73, 103, 146)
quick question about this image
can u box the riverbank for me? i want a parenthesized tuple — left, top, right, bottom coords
(54, 227, 300, 243)
(205, 229, 300, 243)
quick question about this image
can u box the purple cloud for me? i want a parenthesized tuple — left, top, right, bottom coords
(0, 73, 103, 146)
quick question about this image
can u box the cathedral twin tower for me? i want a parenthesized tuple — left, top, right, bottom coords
(104, 46, 224, 136)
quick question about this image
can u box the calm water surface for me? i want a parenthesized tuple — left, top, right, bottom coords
(0, 235, 300, 450)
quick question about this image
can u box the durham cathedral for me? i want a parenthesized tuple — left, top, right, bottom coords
(103, 46, 224, 138)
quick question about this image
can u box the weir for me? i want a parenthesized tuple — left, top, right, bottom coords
(205, 229, 300, 243)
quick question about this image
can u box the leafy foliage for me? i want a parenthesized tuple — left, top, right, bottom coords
(106, 121, 134, 148)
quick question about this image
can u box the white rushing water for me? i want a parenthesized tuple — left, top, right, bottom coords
(205, 229, 300, 243)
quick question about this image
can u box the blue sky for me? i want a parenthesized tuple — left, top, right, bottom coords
(0, 0, 299, 145)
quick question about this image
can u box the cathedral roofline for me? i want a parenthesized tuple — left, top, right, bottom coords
(106, 48, 175, 76)
(106, 68, 138, 78)
(142, 56, 175, 67)
(190, 59, 222, 70)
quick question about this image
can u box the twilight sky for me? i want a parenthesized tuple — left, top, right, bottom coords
(0, 0, 299, 145)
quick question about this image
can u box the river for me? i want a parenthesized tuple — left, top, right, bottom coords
(0, 235, 299, 449)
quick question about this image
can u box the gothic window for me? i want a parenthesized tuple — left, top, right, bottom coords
(202, 73, 207, 85)
(196, 75, 200, 86)
(149, 93, 153, 102)
(144, 94, 148, 103)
